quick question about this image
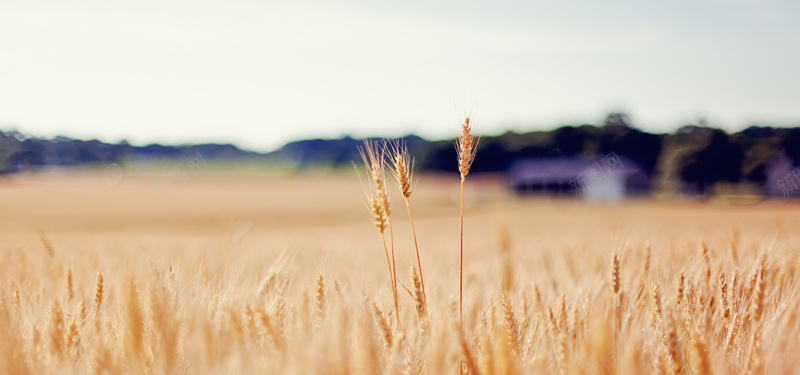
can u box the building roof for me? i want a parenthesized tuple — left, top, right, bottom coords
(508, 156, 642, 184)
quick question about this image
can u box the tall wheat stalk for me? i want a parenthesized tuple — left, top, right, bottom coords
(390, 140, 426, 308)
(456, 117, 477, 327)
(359, 140, 400, 326)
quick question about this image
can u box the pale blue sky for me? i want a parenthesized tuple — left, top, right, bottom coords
(1, 0, 798, 151)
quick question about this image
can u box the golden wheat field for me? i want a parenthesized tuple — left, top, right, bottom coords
(1, 169, 800, 374)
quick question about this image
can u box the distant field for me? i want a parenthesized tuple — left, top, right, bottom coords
(1, 171, 799, 374)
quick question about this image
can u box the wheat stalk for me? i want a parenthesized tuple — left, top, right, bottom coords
(457, 322, 481, 375)
(501, 295, 520, 355)
(611, 252, 621, 333)
(409, 265, 428, 338)
(391, 140, 427, 309)
(690, 325, 711, 375)
(456, 116, 477, 328)
(40, 230, 54, 258)
(699, 240, 711, 286)
(125, 279, 144, 363)
(94, 273, 104, 312)
(499, 226, 513, 296)
(719, 272, 730, 329)
(359, 139, 400, 326)
(650, 281, 663, 332)
(258, 307, 283, 349)
(663, 307, 682, 375)
(67, 320, 80, 359)
(751, 265, 765, 323)
(676, 271, 685, 309)
(49, 301, 65, 358)
(66, 268, 74, 303)
(724, 311, 740, 355)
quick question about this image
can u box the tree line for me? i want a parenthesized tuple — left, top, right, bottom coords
(2, 113, 800, 195)
(273, 113, 800, 195)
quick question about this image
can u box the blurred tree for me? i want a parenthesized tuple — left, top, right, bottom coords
(603, 112, 632, 129)
(731, 126, 783, 186)
(678, 129, 743, 194)
(552, 125, 595, 156)
(470, 139, 512, 173)
(598, 113, 662, 174)
(0, 131, 24, 173)
(783, 128, 800, 163)
(417, 141, 457, 173)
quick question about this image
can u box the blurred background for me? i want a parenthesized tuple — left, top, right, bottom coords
(1, 0, 799, 202)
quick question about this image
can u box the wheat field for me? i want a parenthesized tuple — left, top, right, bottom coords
(1, 169, 799, 374)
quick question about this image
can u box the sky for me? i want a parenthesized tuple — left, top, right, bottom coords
(1, 0, 799, 151)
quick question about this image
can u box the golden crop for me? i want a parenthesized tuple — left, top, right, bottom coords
(1, 167, 799, 374)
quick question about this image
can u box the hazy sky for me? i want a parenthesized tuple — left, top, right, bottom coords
(1, 0, 798, 151)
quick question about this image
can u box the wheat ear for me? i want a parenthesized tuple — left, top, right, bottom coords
(371, 301, 393, 348)
(94, 272, 104, 312)
(611, 252, 621, 333)
(409, 265, 427, 333)
(314, 275, 326, 323)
